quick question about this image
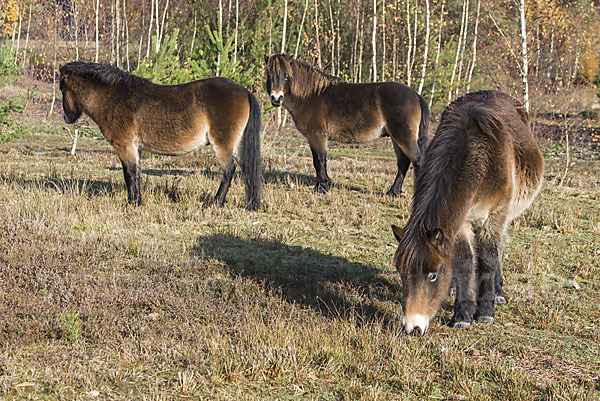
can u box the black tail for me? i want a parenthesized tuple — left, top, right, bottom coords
(417, 94, 432, 157)
(241, 91, 263, 211)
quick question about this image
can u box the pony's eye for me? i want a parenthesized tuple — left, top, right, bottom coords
(428, 273, 438, 282)
(284, 75, 289, 81)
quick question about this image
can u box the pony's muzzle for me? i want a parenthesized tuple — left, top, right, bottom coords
(270, 92, 284, 107)
(402, 313, 429, 336)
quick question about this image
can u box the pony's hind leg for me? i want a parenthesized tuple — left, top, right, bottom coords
(387, 142, 411, 197)
(307, 133, 332, 194)
(114, 142, 141, 205)
(215, 159, 236, 207)
(450, 226, 476, 329)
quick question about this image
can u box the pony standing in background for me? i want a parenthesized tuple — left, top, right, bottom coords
(392, 90, 543, 336)
(60, 61, 262, 210)
(265, 54, 430, 196)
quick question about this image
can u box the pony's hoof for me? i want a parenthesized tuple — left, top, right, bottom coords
(451, 321, 471, 330)
(386, 189, 401, 197)
(495, 296, 507, 305)
(476, 316, 494, 324)
(313, 182, 331, 194)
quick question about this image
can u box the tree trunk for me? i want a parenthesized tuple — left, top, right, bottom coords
(233, 0, 238, 64)
(95, 0, 100, 62)
(429, 2, 444, 107)
(405, 0, 412, 85)
(519, 0, 529, 112)
(146, 0, 154, 59)
(371, 0, 377, 81)
(191, 8, 197, 54)
(294, 0, 309, 57)
(358, 8, 365, 82)
(381, 0, 385, 81)
(456, 0, 469, 95)
(328, 1, 335, 74)
(124, 0, 130, 70)
(116, 0, 120, 67)
(417, 0, 430, 94)
(314, 0, 322, 68)
(23, 3, 32, 65)
(448, 0, 466, 102)
(15, 6, 22, 62)
(466, 0, 480, 91)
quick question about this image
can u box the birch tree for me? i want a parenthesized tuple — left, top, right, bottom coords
(519, 0, 529, 112)
(371, 0, 377, 81)
(417, 0, 430, 94)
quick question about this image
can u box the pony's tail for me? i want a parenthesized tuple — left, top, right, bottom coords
(241, 91, 263, 211)
(417, 94, 432, 156)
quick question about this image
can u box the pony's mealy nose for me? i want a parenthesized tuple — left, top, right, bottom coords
(270, 94, 283, 106)
(270, 91, 284, 106)
(402, 313, 429, 336)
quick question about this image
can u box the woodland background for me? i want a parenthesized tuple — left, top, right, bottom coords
(0, 0, 599, 120)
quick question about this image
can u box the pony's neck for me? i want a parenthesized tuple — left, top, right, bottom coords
(78, 81, 120, 129)
(408, 135, 478, 246)
(287, 61, 340, 99)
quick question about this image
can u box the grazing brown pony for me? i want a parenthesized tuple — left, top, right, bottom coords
(392, 90, 543, 336)
(265, 54, 430, 195)
(59, 61, 262, 210)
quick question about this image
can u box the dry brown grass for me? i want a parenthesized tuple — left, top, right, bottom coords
(0, 80, 598, 400)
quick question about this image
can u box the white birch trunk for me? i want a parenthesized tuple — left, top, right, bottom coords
(371, 0, 377, 82)
(95, 0, 100, 62)
(315, 0, 322, 68)
(294, 0, 309, 57)
(448, 0, 466, 102)
(116, 0, 120, 67)
(406, 0, 412, 85)
(146, 0, 154, 59)
(15, 7, 22, 62)
(466, 0, 480, 92)
(429, 2, 444, 107)
(417, 0, 430, 94)
(124, 0, 130, 70)
(519, 0, 529, 112)
(23, 3, 32, 64)
(381, 0, 385, 81)
(456, 0, 469, 93)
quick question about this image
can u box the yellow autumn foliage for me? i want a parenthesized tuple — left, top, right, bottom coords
(0, 0, 19, 37)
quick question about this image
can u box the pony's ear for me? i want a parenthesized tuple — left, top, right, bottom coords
(391, 224, 404, 242)
(264, 54, 269, 64)
(427, 228, 449, 257)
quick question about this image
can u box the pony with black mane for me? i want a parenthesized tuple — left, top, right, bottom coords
(391, 90, 543, 336)
(59, 61, 262, 210)
(265, 54, 430, 196)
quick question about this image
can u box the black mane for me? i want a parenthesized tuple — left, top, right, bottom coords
(59, 61, 151, 89)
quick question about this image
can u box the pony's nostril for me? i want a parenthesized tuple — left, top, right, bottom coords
(412, 326, 424, 337)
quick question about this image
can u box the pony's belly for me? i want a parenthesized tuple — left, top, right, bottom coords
(137, 127, 210, 156)
(330, 123, 385, 143)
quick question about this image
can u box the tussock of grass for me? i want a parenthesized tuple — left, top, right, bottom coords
(0, 123, 598, 400)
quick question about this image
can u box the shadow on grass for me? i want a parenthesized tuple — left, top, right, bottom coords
(263, 168, 374, 195)
(192, 234, 403, 326)
(0, 174, 119, 198)
(0, 174, 215, 205)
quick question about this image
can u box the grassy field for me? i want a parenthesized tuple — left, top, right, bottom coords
(0, 77, 599, 400)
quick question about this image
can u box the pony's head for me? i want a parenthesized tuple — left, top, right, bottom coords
(264, 54, 294, 107)
(392, 224, 453, 336)
(59, 67, 83, 124)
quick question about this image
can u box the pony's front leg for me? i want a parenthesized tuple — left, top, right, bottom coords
(450, 227, 476, 329)
(474, 218, 507, 323)
(115, 143, 141, 205)
(494, 236, 507, 306)
(308, 133, 332, 194)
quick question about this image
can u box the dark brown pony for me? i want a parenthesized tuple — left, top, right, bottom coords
(59, 61, 262, 210)
(392, 90, 543, 336)
(265, 54, 430, 195)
